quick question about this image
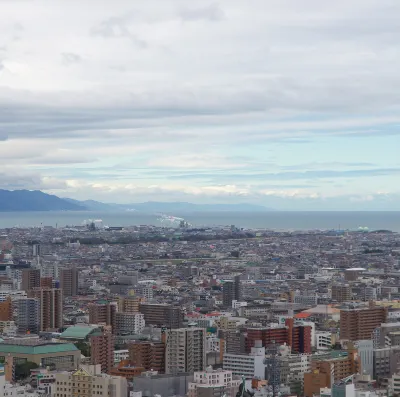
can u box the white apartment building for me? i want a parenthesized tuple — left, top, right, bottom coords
(114, 349, 129, 364)
(315, 331, 333, 350)
(207, 336, 223, 353)
(188, 368, 241, 397)
(223, 341, 266, 379)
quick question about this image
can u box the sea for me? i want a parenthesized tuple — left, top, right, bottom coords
(0, 211, 399, 232)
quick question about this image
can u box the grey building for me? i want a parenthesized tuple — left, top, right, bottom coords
(133, 371, 193, 397)
(355, 340, 374, 376)
(373, 346, 400, 381)
(165, 328, 207, 374)
(222, 275, 242, 308)
(139, 303, 183, 329)
(16, 298, 40, 334)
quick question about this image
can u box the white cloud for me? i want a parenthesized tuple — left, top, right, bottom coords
(1, 0, 400, 208)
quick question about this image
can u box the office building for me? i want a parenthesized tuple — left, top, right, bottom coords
(28, 287, 63, 331)
(59, 267, 78, 297)
(139, 303, 183, 329)
(88, 302, 117, 329)
(354, 340, 373, 376)
(128, 341, 166, 373)
(53, 364, 127, 397)
(331, 284, 352, 303)
(188, 368, 241, 397)
(21, 268, 40, 292)
(222, 275, 242, 308)
(165, 328, 207, 374)
(340, 303, 387, 341)
(16, 298, 40, 334)
(90, 332, 114, 373)
(115, 312, 145, 335)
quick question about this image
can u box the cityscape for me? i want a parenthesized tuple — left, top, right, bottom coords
(2, 0, 400, 396)
(0, 222, 400, 397)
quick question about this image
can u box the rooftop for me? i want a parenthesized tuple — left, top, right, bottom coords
(0, 342, 79, 355)
(60, 325, 100, 340)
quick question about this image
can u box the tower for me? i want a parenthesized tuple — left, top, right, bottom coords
(59, 267, 78, 297)
(28, 288, 63, 331)
(165, 328, 206, 374)
(90, 332, 114, 373)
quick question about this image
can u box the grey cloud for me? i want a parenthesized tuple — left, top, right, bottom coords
(179, 3, 224, 21)
(61, 52, 82, 66)
(166, 168, 400, 182)
(90, 14, 147, 48)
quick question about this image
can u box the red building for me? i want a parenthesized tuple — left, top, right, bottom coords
(245, 318, 311, 354)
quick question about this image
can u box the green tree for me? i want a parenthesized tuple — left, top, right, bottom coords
(74, 341, 91, 357)
(15, 361, 39, 380)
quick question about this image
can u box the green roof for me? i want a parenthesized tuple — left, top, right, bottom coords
(0, 343, 79, 355)
(60, 326, 99, 340)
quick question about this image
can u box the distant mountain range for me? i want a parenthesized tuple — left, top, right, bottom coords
(0, 190, 85, 212)
(0, 189, 271, 212)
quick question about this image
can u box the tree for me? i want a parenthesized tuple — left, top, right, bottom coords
(74, 341, 91, 357)
(15, 361, 39, 380)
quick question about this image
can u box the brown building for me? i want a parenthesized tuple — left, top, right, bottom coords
(118, 295, 143, 313)
(0, 297, 13, 321)
(90, 332, 114, 373)
(304, 348, 360, 397)
(331, 284, 352, 303)
(22, 268, 40, 292)
(245, 319, 312, 354)
(59, 267, 78, 297)
(128, 341, 165, 373)
(340, 302, 388, 341)
(40, 277, 53, 289)
(28, 288, 63, 331)
(109, 360, 144, 380)
(88, 302, 117, 330)
(139, 303, 183, 329)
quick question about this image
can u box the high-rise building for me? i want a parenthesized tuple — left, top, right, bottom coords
(16, 298, 40, 334)
(53, 364, 127, 397)
(59, 267, 78, 297)
(115, 312, 145, 335)
(331, 284, 352, 303)
(21, 268, 40, 292)
(139, 303, 183, 329)
(88, 302, 117, 330)
(118, 295, 143, 313)
(28, 288, 63, 331)
(0, 297, 13, 321)
(40, 277, 53, 289)
(245, 320, 312, 354)
(128, 341, 165, 373)
(340, 303, 387, 341)
(165, 328, 207, 374)
(222, 275, 242, 308)
(188, 368, 241, 397)
(90, 332, 114, 373)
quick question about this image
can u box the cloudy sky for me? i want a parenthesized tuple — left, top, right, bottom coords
(1, 0, 400, 210)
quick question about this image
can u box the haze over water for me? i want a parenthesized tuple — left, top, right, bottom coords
(0, 211, 399, 232)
